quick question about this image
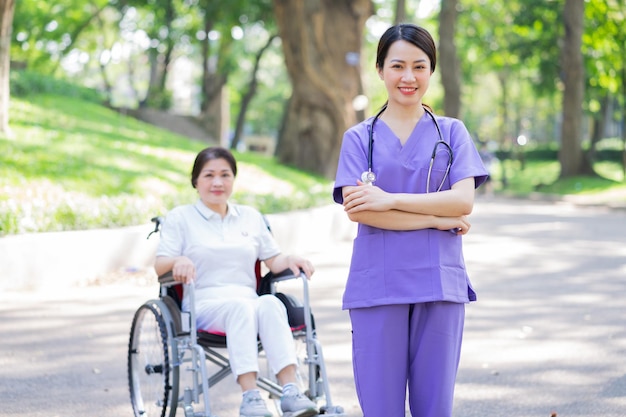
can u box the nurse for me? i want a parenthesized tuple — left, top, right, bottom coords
(333, 23, 488, 417)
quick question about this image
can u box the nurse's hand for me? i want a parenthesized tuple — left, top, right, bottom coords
(343, 180, 393, 213)
(435, 215, 471, 235)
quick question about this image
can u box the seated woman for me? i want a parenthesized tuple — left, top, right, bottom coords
(154, 146, 318, 417)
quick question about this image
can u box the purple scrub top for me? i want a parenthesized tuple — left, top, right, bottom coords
(333, 113, 489, 310)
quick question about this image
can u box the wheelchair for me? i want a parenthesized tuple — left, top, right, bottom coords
(127, 217, 345, 417)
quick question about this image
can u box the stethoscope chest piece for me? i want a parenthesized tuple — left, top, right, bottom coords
(361, 170, 376, 185)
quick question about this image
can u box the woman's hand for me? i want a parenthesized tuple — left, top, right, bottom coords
(171, 256, 196, 284)
(286, 255, 315, 279)
(265, 254, 315, 279)
(343, 180, 394, 213)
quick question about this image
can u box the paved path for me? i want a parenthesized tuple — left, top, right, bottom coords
(456, 197, 626, 417)
(1, 196, 625, 417)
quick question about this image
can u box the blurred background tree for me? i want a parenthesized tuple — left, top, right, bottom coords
(2, 0, 625, 180)
(272, 0, 373, 177)
(0, 0, 15, 136)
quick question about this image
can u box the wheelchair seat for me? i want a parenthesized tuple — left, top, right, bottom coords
(162, 270, 310, 347)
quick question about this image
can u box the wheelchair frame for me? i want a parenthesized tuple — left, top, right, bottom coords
(128, 220, 345, 417)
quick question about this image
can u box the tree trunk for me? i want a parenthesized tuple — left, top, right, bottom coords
(95, 14, 113, 106)
(272, 0, 373, 178)
(231, 35, 277, 151)
(559, 0, 590, 178)
(622, 65, 626, 179)
(198, 13, 226, 145)
(585, 93, 609, 169)
(589, 94, 608, 148)
(438, 0, 461, 118)
(141, 0, 175, 110)
(199, 75, 228, 145)
(395, 0, 406, 24)
(139, 49, 159, 109)
(0, 0, 15, 137)
(498, 71, 510, 186)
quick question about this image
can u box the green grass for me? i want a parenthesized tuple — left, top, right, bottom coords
(2, 93, 625, 236)
(0, 95, 332, 236)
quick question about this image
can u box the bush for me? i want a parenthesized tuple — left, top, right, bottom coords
(10, 70, 104, 103)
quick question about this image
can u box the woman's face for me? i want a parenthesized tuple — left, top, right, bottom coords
(195, 157, 234, 215)
(378, 39, 432, 108)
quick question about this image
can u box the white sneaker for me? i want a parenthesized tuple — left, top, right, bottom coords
(280, 391, 318, 417)
(239, 390, 272, 417)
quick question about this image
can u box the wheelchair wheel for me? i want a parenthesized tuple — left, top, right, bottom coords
(128, 301, 179, 417)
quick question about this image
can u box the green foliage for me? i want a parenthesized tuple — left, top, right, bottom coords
(0, 94, 332, 236)
(5, 0, 626, 234)
(455, 0, 625, 154)
(10, 0, 625, 145)
(228, 29, 288, 137)
(11, 0, 281, 122)
(10, 70, 104, 103)
(145, 89, 173, 111)
(11, 0, 111, 73)
(496, 139, 625, 166)
(2, 91, 624, 236)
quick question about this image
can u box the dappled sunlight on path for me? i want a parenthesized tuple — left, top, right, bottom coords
(1, 197, 625, 416)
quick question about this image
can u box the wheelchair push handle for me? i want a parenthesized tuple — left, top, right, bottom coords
(266, 268, 306, 283)
(147, 216, 163, 240)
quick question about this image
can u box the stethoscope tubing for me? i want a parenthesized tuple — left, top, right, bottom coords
(365, 104, 453, 192)
(366, 104, 388, 178)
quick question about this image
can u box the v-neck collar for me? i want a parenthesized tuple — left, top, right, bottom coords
(375, 114, 428, 149)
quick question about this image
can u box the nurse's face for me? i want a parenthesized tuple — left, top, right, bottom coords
(377, 40, 432, 108)
(195, 157, 234, 216)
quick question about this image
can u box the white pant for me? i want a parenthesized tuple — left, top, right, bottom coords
(195, 294, 297, 378)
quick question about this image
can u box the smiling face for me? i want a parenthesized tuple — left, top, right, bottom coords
(195, 158, 234, 216)
(377, 39, 432, 109)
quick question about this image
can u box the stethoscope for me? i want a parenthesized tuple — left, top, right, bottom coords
(361, 104, 453, 193)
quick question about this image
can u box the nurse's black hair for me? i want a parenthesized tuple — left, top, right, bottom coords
(376, 23, 437, 73)
(191, 147, 238, 188)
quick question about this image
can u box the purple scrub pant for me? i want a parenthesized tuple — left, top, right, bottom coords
(349, 302, 465, 417)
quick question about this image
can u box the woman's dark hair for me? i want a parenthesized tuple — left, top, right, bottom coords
(190, 146, 237, 188)
(376, 23, 437, 73)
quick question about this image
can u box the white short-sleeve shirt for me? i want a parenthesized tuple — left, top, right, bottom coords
(156, 200, 281, 307)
